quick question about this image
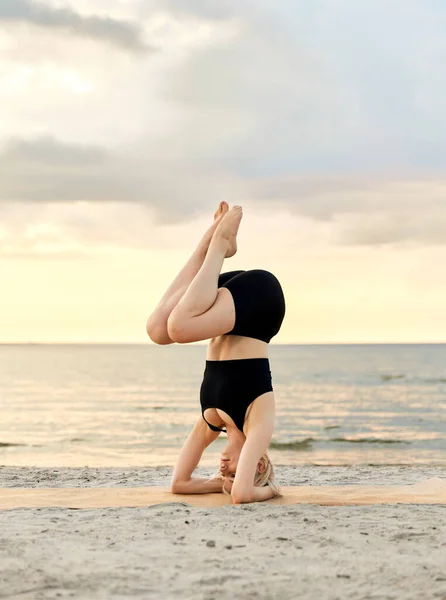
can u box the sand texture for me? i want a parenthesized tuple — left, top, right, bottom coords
(1, 466, 446, 600)
(1, 478, 446, 510)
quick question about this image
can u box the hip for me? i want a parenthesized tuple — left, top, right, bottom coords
(201, 357, 273, 389)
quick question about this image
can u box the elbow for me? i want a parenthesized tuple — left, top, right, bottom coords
(231, 487, 254, 505)
(231, 493, 253, 505)
(170, 479, 186, 495)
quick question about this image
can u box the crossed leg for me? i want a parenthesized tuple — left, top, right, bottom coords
(146, 202, 239, 345)
(167, 206, 243, 344)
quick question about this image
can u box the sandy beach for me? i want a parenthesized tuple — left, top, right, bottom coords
(1, 466, 446, 600)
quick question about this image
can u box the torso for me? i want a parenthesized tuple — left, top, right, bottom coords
(206, 334, 268, 361)
(204, 334, 270, 434)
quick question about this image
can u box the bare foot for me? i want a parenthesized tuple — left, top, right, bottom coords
(199, 202, 227, 254)
(201, 201, 237, 258)
(214, 202, 237, 258)
(213, 200, 229, 222)
(211, 206, 243, 255)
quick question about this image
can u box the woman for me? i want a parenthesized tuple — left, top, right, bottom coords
(146, 202, 286, 504)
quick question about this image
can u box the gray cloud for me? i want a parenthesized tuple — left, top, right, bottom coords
(0, 136, 244, 223)
(3, 138, 106, 166)
(2, 1, 446, 248)
(0, 0, 150, 51)
(1, 136, 446, 247)
(153, 0, 240, 21)
(158, 0, 446, 177)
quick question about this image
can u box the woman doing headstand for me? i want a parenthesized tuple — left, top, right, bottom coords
(146, 202, 286, 504)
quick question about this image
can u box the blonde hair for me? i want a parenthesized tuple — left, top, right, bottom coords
(215, 452, 282, 497)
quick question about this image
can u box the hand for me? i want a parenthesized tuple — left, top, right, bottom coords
(223, 476, 234, 494)
(206, 475, 226, 493)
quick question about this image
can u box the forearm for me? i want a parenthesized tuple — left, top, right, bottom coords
(252, 485, 276, 503)
(171, 476, 223, 495)
(232, 485, 276, 504)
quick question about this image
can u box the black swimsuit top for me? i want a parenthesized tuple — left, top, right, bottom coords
(217, 269, 286, 344)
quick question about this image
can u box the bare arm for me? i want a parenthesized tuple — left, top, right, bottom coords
(171, 416, 223, 494)
(231, 392, 276, 504)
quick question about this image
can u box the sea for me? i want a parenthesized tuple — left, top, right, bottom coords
(1, 344, 445, 468)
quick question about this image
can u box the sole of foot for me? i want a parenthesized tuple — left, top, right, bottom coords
(213, 206, 242, 255)
(213, 201, 237, 258)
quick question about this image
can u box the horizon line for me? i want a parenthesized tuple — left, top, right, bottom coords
(1, 341, 446, 346)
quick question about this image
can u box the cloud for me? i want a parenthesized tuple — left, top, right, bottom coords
(3, 137, 106, 166)
(0, 0, 150, 52)
(254, 174, 446, 246)
(151, 0, 240, 21)
(2, 1, 446, 249)
(0, 136, 246, 222)
(162, 0, 446, 176)
(1, 136, 446, 249)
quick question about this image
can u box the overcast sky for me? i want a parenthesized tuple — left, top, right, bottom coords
(1, 0, 446, 343)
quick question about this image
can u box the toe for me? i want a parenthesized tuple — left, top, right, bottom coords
(214, 201, 224, 220)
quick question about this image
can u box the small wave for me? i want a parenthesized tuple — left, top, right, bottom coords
(380, 374, 406, 382)
(269, 437, 314, 450)
(0, 442, 27, 447)
(70, 438, 87, 443)
(331, 437, 410, 445)
(421, 378, 446, 384)
(323, 425, 340, 430)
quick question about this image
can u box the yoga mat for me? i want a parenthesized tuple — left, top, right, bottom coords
(1, 478, 445, 509)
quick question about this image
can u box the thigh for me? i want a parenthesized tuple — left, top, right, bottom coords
(218, 270, 246, 287)
(168, 288, 236, 344)
(146, 287, 184, 345)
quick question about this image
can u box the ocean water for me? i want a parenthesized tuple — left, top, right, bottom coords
(0, 344, 445, 468)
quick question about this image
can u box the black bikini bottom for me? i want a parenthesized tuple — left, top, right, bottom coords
(200, 358, 273, 433)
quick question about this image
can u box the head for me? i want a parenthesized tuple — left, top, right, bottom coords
(217, 440, 281, 497)
(219, 439, 243, 479)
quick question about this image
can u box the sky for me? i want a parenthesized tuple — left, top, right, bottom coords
(1, 0, 446, 343)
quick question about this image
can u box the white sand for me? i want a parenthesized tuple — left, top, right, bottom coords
(1, 466, 446, 599)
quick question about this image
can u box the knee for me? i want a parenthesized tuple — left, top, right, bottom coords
(145, 316, 173, 345)
(167, 310, 189, 344)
